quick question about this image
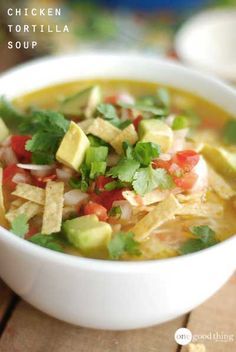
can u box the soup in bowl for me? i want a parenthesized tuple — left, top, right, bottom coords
(0, 54, 235, 329)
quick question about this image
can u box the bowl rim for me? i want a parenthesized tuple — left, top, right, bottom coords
(0, 52, 236, 271)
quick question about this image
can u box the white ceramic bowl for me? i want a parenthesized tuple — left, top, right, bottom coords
(175, 9, 236, 81)
(0, 54, 236, 330)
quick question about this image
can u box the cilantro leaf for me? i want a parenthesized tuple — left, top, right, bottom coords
(119, 88, 170, 117)
(97, 103, 121, 127)
(122, 141, 134, 159)
(122, 141, 161, 166)
(109, 143, 170, 195)
(108, 232, 141, 259)
(20, 109, 69, 134)
(107, 158, 140, 182)
(132, 166, 173, 196)
(23, 110, 69, 164)
(222, 119, 236, 145)
(190, 225, 217, 245)
(119, 101, 166, 116)
(28, 234, 64, 252)
(179, 225, 218, 255)
(26, 133, 59, 164)
(133, 142, 160, 166)
(104, 180, 127, 191)
(10, 214, 29, 238)
(179, 239, 205, 255)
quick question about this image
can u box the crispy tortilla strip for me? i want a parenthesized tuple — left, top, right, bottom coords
(111, 124, 138, 154)
(132, 205, 155, 215)
(177, 202, 223, 218)
(8, 199, 26, 215)
(87, 117, 120, 144)
(6, 201, 42, 223)
(12, 183, 45, 205)
(42, 181, 64, 234)
(188, 344, 206, 352)
(123, 189, 170, 207)
(122, 190, 143, 206)
(9, 198, 25, 209)
(208, 165, 235, 200)
(142, 190, 170, 205)
(177, 192, 206, 204)
(130, 194, 182, 241)
(77, 119, 94, 133)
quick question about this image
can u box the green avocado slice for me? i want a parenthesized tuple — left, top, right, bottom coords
(138, 119, 173, 153)
(63, 215, 112, 257)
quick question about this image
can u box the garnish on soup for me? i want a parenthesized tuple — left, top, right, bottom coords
(0, 79, 235, 260)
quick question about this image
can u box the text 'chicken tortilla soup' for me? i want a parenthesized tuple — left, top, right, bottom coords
(0, 79, 236, 260)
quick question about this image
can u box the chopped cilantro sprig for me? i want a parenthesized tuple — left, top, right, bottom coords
(132, 166, 173, 196)
(118, 88, 170, 117)
(23, 110, 70, 164)
(107, 158, 140, 183)
(180, 225, 218, 255)
(107, 141, 173, 195)
(133, 142, 160, 166)
(108, 231, 141, 259)
(28, 233, 64, 253)
(9, 215, 64, 253)
(0, 99, 70, 164)
(97, 103, 122, 128)
(10, 214, 29, 238)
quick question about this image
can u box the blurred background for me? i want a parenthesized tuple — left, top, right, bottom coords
(0, 0, 235, 80)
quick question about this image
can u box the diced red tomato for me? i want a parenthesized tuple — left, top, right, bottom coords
(95, 176, 114, 192)
(3, 164, 28, 191)
(11, 135, 32, 163)
(153, 150, 200, 191)
(174, 172, 198, 190)
(104, 95, 118, 105)
(152, 159, 172, 171)
(33, 174, 57, 188)
(133, 115, 143, 131)
(90, 188, 125, 210)
(173, 150, 200, 172)
(25, 226, 38, 239)
(83, 201, 108, 221)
